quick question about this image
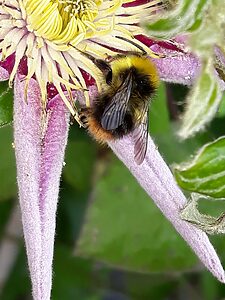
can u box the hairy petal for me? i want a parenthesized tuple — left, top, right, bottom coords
(109, 135, 225, 283)
(151, 44, 200, 85)
(0, 67, 9, 81)
(39, 95, 70, 298)
(14, 77, 42, 296)
(0, 55, 15, 81)
(14, 76, 69, 299)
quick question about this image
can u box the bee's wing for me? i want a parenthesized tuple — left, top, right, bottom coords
(101, 73, 133, 130)
(133, 107, 149, 165)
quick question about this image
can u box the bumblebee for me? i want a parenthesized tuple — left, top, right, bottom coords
(80, 51, 159, 165)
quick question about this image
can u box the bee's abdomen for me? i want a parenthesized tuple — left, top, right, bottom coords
(111, 113, 134, 138)
(91, 97, 134, 140)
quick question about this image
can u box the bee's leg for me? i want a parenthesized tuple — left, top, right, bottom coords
(149, 50, 184, 59)
(69, 111, 82, 126)
(78, 108, 90, 129)
(68, 90, 90, 128)
(67, 95, 86, 128)
(164, 39, 188, 52)
(149, 39, 188, 59)
(148, 51, 165, 59)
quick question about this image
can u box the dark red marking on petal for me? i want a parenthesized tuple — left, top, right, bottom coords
(135, 35, 184, 52)
(135, 34, 155, 47)
(47, 83, 59, 100)
(18, 56, 28, 76)
(80, 68, 95, 86)
(0, 54, 28, 76)
(123, 0, 153, 8)
(0, 53, 15, 74)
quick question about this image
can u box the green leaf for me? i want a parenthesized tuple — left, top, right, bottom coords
(0, 200, 14, 237)
(201, 271, 222, 300)
(57, 183, 91, 244)
(174, 137, 225, 198)
(54, 245, 178, 300)
(180, 194, 225, 234)
(63, 138, 96, 192)
(0, 126, 17, 201)
(76, 156, 198, 273)
(150, 84, 211, 165)
(0, 81, 13, 127)
(1, 247, 31, 300)
(53, 246, 102, 300)
(144, 0, 210, 39)
(187, 0, 210, 32)
(149, 83, 170, 134)
(217, 93, 225, 118)
(178, 61, 223, 139)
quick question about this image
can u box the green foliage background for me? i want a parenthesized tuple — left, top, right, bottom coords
(0, 82, 225, 299)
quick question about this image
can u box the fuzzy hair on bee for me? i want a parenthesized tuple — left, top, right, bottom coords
(80, 52, 159, 165)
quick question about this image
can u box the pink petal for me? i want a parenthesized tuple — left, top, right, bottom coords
(109, 135, 225, 283)
(0, 54, 15, 80)
(14, 77, 42, 296)
(39, 95, 70, 298)
(151, 44, 200, 85)
(14, 76, 69, 299)
(0, 67, 9, 81)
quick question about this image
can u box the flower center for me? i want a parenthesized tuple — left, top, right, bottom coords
(1, 0, 165, 124)
(57, 0, 99, 19)
(25, 0, 116, 45)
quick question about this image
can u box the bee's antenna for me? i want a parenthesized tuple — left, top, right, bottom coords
(115, 36, 186, 59)
(115, 36, 147, 55)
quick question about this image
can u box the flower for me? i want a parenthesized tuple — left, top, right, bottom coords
(0, 0, 224, 299)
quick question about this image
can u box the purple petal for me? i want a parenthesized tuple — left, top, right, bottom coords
(0, 54, 15, 80)
(38, 95, 70, 299)
(14, 77, 42, 296)
(0, 67, 9, 81)
(151, 44, 201, 85)
(109, 135, 225, 283)
(14, 76, 69, 299)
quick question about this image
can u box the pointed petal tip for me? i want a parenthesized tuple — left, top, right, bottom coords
(212, 263, 225, 283)
(180, 222, 225, 284)
(109, 135, 225, 283)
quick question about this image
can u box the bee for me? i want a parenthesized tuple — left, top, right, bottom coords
(70, 36, 160, 164)
(79, 50, 159, 165)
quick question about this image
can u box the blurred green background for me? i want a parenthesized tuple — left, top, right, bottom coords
(0, 83, 225, 300)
